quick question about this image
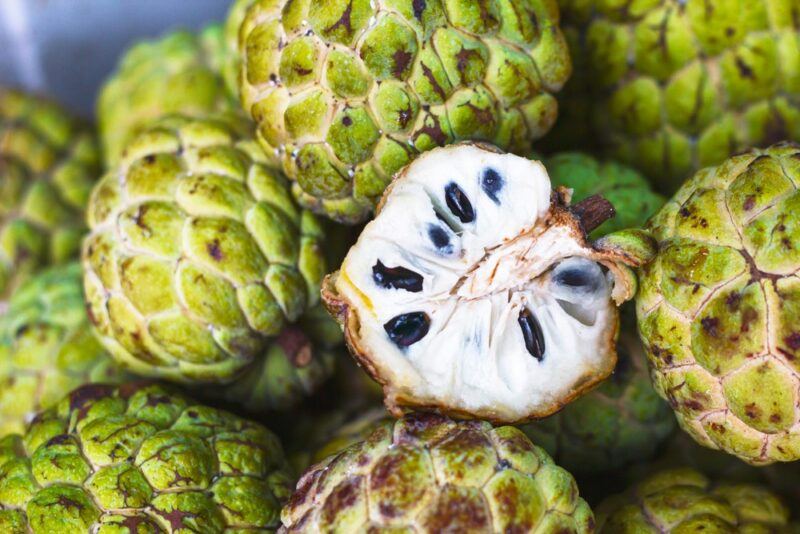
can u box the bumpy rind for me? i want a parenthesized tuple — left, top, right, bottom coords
(595, 468, 791, 532)
(97, 26, 237, 167)
(237, 0, 572, 223)
(82, 115, 327, 384)
(552, 0, 800, 192)
(0, 382, 293, 532)
(0, 263, 127, 436)
(280, 412, 594, 532)
(0, 88, 100, 300)
(637, 142, 800, 465)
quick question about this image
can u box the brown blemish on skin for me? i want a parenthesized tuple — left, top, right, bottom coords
(701, 316, 720, 337)
(393, 50, 413, 78)
(325, 0, 354, 35)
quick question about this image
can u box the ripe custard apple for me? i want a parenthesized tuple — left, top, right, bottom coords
(519, 325, 675, 475)
(82, 115, 327, 384)
(555, 0, 800, 193)
(323, 143, 656, 423)
(97, 26, 236, 167)
(543, 152, 666, 237)
(0, 382, 294, 533)
(595, 468, 793, 533)
(235, 0, 572, 223)
(637, 143, 800, 465)
(0, 88, 100, 300)
(0, 263, 126, 436)
(281, 412, 594, 532)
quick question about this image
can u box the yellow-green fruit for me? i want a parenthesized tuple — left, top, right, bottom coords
(0, 382, 294, 533)
(637, 143, 800, 465)
(236, 0, 572, 223)
(97, 26, 236, 167)
(0, 263, 126, 436)
(82, 115, 328, 384)
(596, 468, 793, 532)
(0, 88, 100, 299)
(555, 0, 800, 193)
(282, 413, 594, 532)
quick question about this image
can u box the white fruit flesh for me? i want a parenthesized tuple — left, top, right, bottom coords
(335, 144, 624, 422)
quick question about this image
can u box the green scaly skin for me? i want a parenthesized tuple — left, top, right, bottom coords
(520, 324, 676, 476)
(82, 115, 328, 384)
(97, 25, 237, 167)
(0, 263, 127, 436)
(0, 89, 100, 300)
(553, 0, 800, 193)
(637, 143, 800, 465)
(0, 382, 293, 533)
(281, 413, 594, 532)
(236, 0, 572, 223)
(543, 152, 666, 237)
(596, 468, 793, 532)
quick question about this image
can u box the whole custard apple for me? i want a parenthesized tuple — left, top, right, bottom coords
(0, 382, 293, 533)
(0, 263, 127, 436)
(554, 0, 800, 193)
(280, 412, 594, 532)
(235, 0, 572, 223)
(595, 468, 793, 532)
(637, 142, 800, 465)
(82, 115, 327, 384)
(323, 143, 656, 423)
(0, 88, 100, 300)
(97, 26, 236, 167)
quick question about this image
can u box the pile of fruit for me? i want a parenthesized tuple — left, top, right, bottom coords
(1, 0, 799, 531)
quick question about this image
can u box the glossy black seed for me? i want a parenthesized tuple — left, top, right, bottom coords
(444, 182, 475, 223)
(552, 262, 603, 293)
(518, 309, 545, 361)
(480, 168, 503, 203)
(372, 261, 423, 292)
(428, 224, 453, 254)
(384, 312, 431, 348)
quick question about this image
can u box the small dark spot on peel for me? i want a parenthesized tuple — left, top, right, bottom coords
(207, 239, 224, 261)
(342, 116, 353, 127)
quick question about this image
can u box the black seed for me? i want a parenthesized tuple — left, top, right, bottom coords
(428, 224, 453, 254)
(480, 168, 503, 203)
(384, 312, 431, 348)
(372, 261, 423, 292)
(518, 309, 545, 361)
(444, 182, 475, 223)
(553, 263, 602, 293)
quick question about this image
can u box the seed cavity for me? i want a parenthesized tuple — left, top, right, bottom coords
(552, 258, 605, 295)
(518, 309, 545, 361)
(384, 312, 431, 348)
(480, 168, 503, 203)
(372, 261, 423, 292)
(428, 224, 453, 255)
(444, 182, 475, 223)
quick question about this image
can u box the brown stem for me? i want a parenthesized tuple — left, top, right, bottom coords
(571, 194, 616, 234)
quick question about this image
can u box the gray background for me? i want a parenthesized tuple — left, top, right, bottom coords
(0, 0, 231, 117)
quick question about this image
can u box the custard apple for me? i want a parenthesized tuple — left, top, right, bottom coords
(555, 0, 800, 193)
(0, 263, 126, 436)
(544, 152, 666, 237)
(235, 0, 572, 223)
(323, 143, 655, 423)
(0, 88, 100, 300)
(0, 382, 294, 533)
(281, 412, 594, 532)
(596, 468, 793, 532)
(520, 325, 675, 475)
(637, 143, 800, 465)
(82, 115, 327, 384)
(97, 26, 236, 167)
